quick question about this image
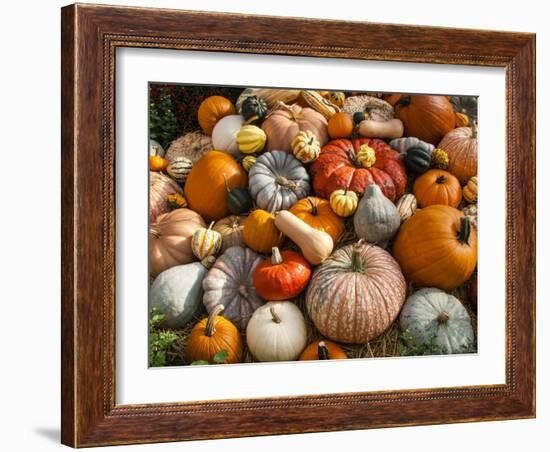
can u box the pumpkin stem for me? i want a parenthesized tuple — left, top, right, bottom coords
(437, 312, 450, 325)
(471, 123, 478, 139)
(271, 247, 283, 265)
(270, 306, 282, 324)
(238, 284, 249, 299)
(458, 216, 472, 244)
(351, 245, 364, 273)
(436, 175, 447, 184)
(306, 197, 318, 216)
(207, 221, 215, 231)
(318, 341, 330, 360)
(275, 176, 298, 191)
(346, 148, 360, 167)
(395, 95, 412, 108)
(223, 174, 231, 193)
(200, 256, 216, 270)
(150, 227, 161, 239)
(276, 101, 299, 122)
(205, 304, 224, 337)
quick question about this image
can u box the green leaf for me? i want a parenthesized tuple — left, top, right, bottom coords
(190, 360, 209, 366)
(212, 349, 228, 364)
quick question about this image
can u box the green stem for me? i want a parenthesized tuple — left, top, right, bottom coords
(458, 216, 471, 244)
(306, 197, 318, 216)
(351, 246, 364, 272)
(395, 95, 412, 108)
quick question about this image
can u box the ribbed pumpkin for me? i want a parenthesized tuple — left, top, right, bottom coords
(463, 176, 478, 203)
(191, 222, 222, 260)
(329, 188, 358, 217)
(213, 215, 246, 252)
(166, 157, 193, 183)
(197, 96, 236, 135)
(212, 115, 245, 156)
(248, 150, 310, 212)
(306, 241, 407, 344)
(289, 197, 344, 244)
(262, 103, 328, 152)
(299, 340, 348, 360)
(243, 209, 284, 254)
(150, 208, 206, 277)
(310, 138, 407, 201)
(392, 205, 477, 290)
(185, 305, 243, 364)
(150, 171, 183, 222)
(438, 126, 478, 184)
(405, 147, 432, 174)
(413, 169, 462, 208)
(202, 246, 265, 330)
(291, 130, 321, 163)
(392, 95, 456, 144)
(253, 247, 311, 300)
(184, 151, 247, 222)
(236, 125, 266, 154)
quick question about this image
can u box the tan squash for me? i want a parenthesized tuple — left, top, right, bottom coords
(358, 118, 404, 139)
(274, 211, 333, 265)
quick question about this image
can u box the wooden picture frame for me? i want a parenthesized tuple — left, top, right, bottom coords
(61, 3, 536, 447)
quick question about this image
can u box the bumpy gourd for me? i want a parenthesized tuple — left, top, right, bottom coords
(329, 189, 358, 217)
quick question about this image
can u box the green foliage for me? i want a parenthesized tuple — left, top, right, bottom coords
(149, 88, 178, 148)
(399, 328, 476, 356)
(190, 349, 228, 366)
(149, 308, 180, 367)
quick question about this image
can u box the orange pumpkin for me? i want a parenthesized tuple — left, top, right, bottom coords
(438, 126, 478, 184)
(150, 208, 206, 277)
(185, 305, 243, 364)
(197, 96, 236, 135)
(253, 247, 311, 300)
(327, 112, 354, 139)
(299, 340, 348, 360)
(413, 169, 462, 208)
(243, 209, 284, 254)
(393, 205, 477, 290)
(392, 95, 455, 144)
(289, 197, 344, 244)
(184, 151, 247, 222)
(149, 155, 169, 172)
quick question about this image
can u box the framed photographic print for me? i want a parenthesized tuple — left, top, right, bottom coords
(61, 3, 536, 447)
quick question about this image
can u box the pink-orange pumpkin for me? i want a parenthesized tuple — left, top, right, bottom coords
(438, 126, 478, 184)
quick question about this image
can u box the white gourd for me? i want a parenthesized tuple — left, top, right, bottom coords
(212, 115, 245, 156)
(395, 193, 418, 223)
(248, 150, 310, 212)
(246, 302, 307, 362)
(353, 184, 401, 245)
(149, 257, 215, 328)
(400, 288, 474, 354)
(149, 139, 165, 157)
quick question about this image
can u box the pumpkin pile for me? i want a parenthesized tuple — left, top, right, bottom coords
(149, 88, 479, 365)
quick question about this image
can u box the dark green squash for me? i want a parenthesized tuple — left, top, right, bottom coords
(405, 146, 431, 174)
(353, 111, 367, 124)
(241, 96, 268, 124)
(227, 187, 253, 214)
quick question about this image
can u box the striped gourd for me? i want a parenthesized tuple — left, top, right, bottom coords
(395, 193, 417, 223)
(191, 222, 222, 260)
(167, 157, 193, 183)
(300, 90, 340, 120)
(306, 241, 406, 344)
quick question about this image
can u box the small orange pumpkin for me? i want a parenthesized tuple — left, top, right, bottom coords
(197, 96, 236, 135)
(149, 155, 169, 172)
(243, 209, 284, 254)
(392, 205, 477, 290)
(185, 305, 243, 364)
(413, 169, 462, 208)
(289, 197, 344, 244)
(327, 112, 354, 139)
(299, 340, 348, 360)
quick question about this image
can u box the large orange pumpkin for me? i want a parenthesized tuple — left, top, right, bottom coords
(299, 340, 348, 360)
(262, 103, 328, 152)
(392, 205, 477, 290)
(242, 209, 284, 254)
(438, 126, 478, 184)
(289, 197, 344, 244)
(392, 95, 455, 145)
(185, 305, 243, 364)
(197, 96, 236, 135)
(149, 208, 206, 277)
(413, 169, 462, 208)
(184, 151, 247, 222)
(310, 138, 407, 201)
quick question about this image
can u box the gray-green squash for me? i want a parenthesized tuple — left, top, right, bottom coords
(400, 288, 475, 354)
(149, 257, 215, 328)
(353, 184, 401, 245)
(248, 150, 310, 212)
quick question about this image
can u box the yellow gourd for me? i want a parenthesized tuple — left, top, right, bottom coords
(462, 176, 478, 203)
(236, 125, 266, 154)
(329, 189, 358, 217)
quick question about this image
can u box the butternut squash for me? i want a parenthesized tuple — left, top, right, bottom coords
(358, 118, 404, 139)
(274, 211, 333, 265)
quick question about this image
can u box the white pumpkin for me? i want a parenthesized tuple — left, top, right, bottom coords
(149, 257, 215, 328)
(212, 115, 245, 156)
(149, 139, 165, 157)
(400, 288, 475, 354)
(246, 302, 307, 362)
